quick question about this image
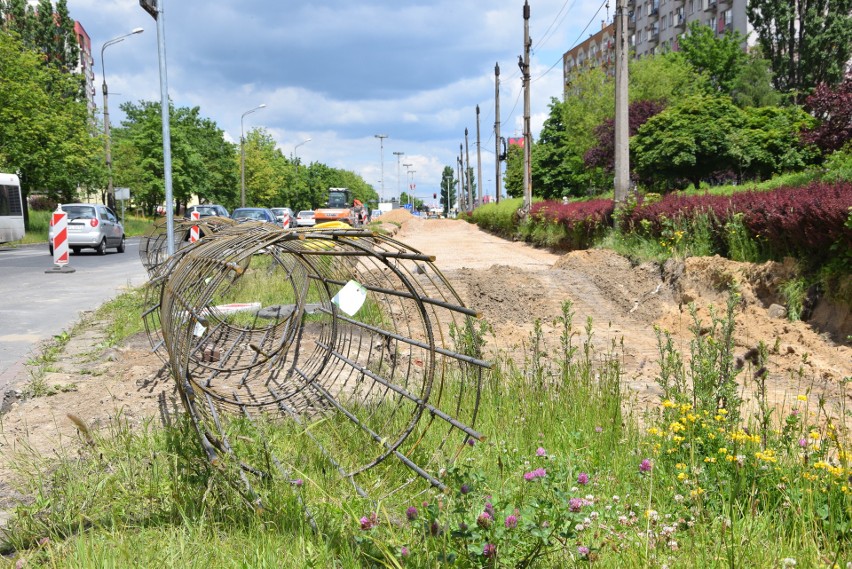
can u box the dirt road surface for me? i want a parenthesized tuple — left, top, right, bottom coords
(1, 214, 850, 530)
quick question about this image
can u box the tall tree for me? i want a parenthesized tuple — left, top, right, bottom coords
(504, 143, 524, 199)
(731, 52, 781, 108)
(113, 101, 238, 213)
(678, 21, 748, 94)
(747, 0, 852, 94)
(0, 32, 100, 225)
(439, 165, 456, 214)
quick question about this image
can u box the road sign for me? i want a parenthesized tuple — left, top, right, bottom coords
(46, 209, 75, 273)
(190, 210, 200, 243)
(115, 187, 130, 201)
(403, 203, 412, 210)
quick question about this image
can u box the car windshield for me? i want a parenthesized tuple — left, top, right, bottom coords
(233, 209, 266, 220)
(194, 206, 217, 216)
(298, 211, 313, 217)
(62, 205, 96, 220)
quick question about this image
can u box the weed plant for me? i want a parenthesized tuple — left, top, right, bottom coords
(3, 299, 851, 568)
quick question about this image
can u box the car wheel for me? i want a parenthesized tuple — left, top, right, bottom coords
(96, 238, 106, 255)
(117, 235, 126, 253)
(72, 247, 81, 254)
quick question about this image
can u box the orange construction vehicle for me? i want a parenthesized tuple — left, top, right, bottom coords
(314, 188, 367, 227)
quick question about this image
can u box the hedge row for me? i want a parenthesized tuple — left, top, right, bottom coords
(516, 181, 852, 263)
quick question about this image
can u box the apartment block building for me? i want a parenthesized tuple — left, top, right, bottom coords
(563, 0, 749, 89)
(632, 0, 749, 57)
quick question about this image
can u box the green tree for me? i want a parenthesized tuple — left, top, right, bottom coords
(113, 100, 238, 213)
(728, 105, 817, 181)
(678, 21, 747, 94)
(439, 165, 456, 214)
(731, 52, 781, 108)
(0, 32, 100, 226)
(747, 0, 852, 94)
(532, 97, 576, 199)
(632, 95, 744, 190)
(1, 0, 79, 72)
(629, 51, 705, 103)
(504, 143, 524, 198)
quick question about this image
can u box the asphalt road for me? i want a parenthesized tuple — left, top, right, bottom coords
(0, 238, 150, 393)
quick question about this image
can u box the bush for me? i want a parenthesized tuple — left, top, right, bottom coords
(28, 195, 57, 211)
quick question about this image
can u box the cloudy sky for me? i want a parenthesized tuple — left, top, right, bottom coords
(66, 0, 611, 202)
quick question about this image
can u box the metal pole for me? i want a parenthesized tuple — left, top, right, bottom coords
(240, 104, 266, 208)
(100, 28, 143, 214)
(464, 129, 472, 212)
(393, 151, 404, 202)
(374, 134, 388, 201)
(614, 0, 630, 207)
(522, 0, 532, 212)
(494, 62, 502, 204)
(475, 105, 483, 206)
(150, 0, 175, 256)
(407, 170, 415, 209)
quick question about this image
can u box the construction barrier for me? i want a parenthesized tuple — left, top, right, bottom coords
(52, 210, 69, 265)
(189, 210, 200, 243)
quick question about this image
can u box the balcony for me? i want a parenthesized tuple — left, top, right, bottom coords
(675, 14, 686, 28)
(628, 11, 636, 29)
(706, 0, 718, 11)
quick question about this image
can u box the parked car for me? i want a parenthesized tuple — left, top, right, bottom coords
(184, 204, 229, 219)
(270, 207, 296, 228)
(230, 207, 281, 226)
(296, 210, 316, 227)
(48, 203, 125, 255)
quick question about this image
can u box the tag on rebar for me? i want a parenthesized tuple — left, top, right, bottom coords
(332, 280, 367, 316)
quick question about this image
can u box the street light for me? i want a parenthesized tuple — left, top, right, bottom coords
(402, 162, 412, 203)
(374, 134, 388, 202)
(293, 137, 312, 162)
(101, 27, 143, 213)
(406, 169, 416, 209)
(392, 151, 404, 202)
(240, 104, 266, 207)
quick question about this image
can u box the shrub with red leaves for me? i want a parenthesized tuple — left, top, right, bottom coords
(530, 198, 614, 249)
(584, 100, 667, 172)
(622, 182, 852, 262)
(800, 75, 852, 154)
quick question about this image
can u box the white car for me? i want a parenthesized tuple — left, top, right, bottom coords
(48, 203, 125, 255)
(296, 210, 315, 227)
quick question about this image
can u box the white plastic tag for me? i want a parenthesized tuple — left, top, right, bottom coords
(332, 280, 367, 316)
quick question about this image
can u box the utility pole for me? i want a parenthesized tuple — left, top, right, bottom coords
(374, 134, 388, 202)
(393, 151, 404, 202)
(614, 0, 630, 207)
(458, 145, 465, 212)
(475, 105, 483, 206)
(494, 62, 502, 204)
(520, 0, 532, 212)
(464, 128, 472, 212)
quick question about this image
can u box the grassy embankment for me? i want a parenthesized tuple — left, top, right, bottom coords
(2, 269, 849, 567)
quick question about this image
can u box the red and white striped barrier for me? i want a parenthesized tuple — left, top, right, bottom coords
(52, 210, 69, 265)
(190, 210, 200, 243)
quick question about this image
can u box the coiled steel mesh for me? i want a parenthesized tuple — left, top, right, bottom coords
(139, 218, 488, 510)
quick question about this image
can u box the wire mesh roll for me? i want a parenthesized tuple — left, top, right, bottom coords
(140, 222, 489, 507)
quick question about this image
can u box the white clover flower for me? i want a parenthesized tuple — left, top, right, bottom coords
(781, 558, 796, 567)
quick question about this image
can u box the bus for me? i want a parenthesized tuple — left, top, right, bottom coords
(0, 173, 25, 244)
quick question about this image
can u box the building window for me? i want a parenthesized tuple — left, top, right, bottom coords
(723, 8, 732, 26)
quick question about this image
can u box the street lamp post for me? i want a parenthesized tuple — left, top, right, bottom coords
(402, 162, 412, 204)
(374, 134, 388, 202)
(240, 104, 266, 207)
(406, 169, 416, 209)
(392, 151, 404, 202)
(101, 27, 143, 213)
(293, 138, 312, 163)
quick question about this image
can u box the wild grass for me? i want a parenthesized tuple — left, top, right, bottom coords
(3, 293, 850, 568)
